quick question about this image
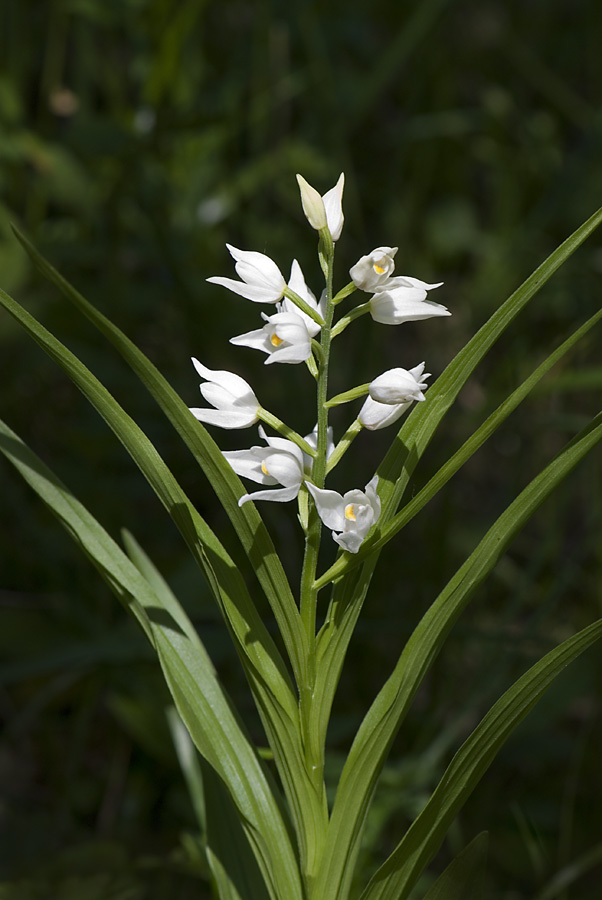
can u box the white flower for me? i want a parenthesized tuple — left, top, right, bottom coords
(278, 259, 324, 336)
(307, 476, 381, 554)
(349, 246, 398, 291)
(207, 244, 286, 303)
(302, 423, 335, 471)
(223, 426, 305, 505)
(368, 362, 430, 404)
(369, 277, 449, 325)
(189, 358, 259, 429)
(359, 362, 430, 430)
(230, 310, 312, 364)
(296, 173, 345, 241)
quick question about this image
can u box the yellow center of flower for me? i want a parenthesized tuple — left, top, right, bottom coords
(373, 262, 386, 275)
(270, 333, 284, 347)
(261, 460, 270, 475)
(344, 504, 357, 521)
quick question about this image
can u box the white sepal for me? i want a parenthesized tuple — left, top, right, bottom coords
(207, 244, 286, 304)
(189, 358, 259, 429)
(369, 281, 449, 325)
(296, 173, 345, 241)
(278, 260, 323, 337)
(368, 362, 430, 405)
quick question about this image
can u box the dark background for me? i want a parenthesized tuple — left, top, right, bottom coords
(1, 0, 601, 897)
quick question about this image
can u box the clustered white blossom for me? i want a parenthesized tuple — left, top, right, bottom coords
(188, 173, 451, 553)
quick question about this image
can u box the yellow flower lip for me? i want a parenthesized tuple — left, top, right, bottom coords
(373, 263, 386, 275)
(270, 333, 284, 347)
(261, 460, 270, 475)
(344, 503, 356, 521)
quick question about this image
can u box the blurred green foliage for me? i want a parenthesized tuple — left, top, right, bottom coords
(1, 0, 602, 897)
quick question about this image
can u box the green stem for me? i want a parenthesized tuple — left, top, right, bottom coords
(331, 300, 371, 338)
(325, 383, 370, 408)
(298, 226, 335, 808)
(326, 419, 363, 474)
(333, 280, 358, 305)
(283, 286, 325, 326)
(258, 408, 316, 457)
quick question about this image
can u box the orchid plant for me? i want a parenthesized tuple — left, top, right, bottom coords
(1, 172, 602, 900)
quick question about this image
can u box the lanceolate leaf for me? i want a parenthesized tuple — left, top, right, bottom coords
(0, 286, 327, 876)
(312, 410, 602, 900)
(0, 419, 303, 900)
(12, 226, 309, 687)
(420, 832, 488, 900)
(360, 620, 602, 900)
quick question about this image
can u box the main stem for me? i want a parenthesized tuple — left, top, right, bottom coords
(299, 227, 335, 800)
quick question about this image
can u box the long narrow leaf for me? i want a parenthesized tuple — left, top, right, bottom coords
(312, 410, 602, 900)
(12, 226, 309, 687)
(0, 286, 327, 874)
(360, 619, 602, 900)
(421, 832, 488, 900)
(0, 419, 303, 900)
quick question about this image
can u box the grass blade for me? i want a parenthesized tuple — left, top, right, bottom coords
(421, 832, 488, 900)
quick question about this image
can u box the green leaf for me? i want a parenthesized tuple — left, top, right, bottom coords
(0, 285, 326, 879)
(168, 707, 271, 900)
(12, 226, 308, 688)
(0, 418, 303, 900)
(421, 833, 488, 900)
(312, 410, 602, 900)
(360, 619, 602, 900)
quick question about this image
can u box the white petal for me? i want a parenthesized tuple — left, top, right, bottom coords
(265, 344, 310, 365)
(259, 428, 305, 467)
(262, 451, 303, 487)
(358, 396, 411, 430)
(306, 483, 346, 531)
(322, 173, 345, 241)
(364, 475, 381, 520)
(189, 407, 258, 428)
(375, 275, 443, 292)
(288, 259, 317, 307)
(296, 175, 327, 229)
(200, 382, 257, 412)
(333, 530, 365, 554)
(239, 484, 301, 506)
(370, 292, 451, 325)
(369, 367, 428, 404)
(207, 275, 282, 304)
(226, 244, 285, 289)
(230, 327, 272, 354)
(191, 357, 256, 399)
(222, 449, 275, 484)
